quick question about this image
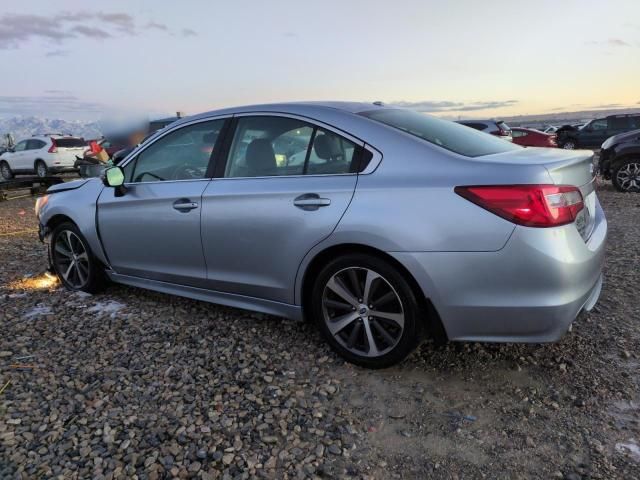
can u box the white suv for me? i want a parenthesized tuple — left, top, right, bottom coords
(0, 134, 87, 179)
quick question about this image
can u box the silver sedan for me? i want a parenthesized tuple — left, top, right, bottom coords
(36, 102, 607, 368)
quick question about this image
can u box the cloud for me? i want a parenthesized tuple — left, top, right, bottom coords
(97, 13, 135, 34)
(0, 94, 105, 116)
(0, 12, 197, 49)
(591, 103, 623, 108)
(45, 50, 69, 57)
(586, 38, 632, 47)
(391, 99, 518, 113)
(145, 22, 169, 32)
(70, 25, 112, 39)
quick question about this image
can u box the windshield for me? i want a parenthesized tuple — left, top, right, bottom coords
(360, 109, 521, 157)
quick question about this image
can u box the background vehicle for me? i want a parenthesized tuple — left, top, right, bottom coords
(543, 126, 560, 134)
(511, 127, 558, 148)
(0, 134, 86, 179)
(455, 119, 513, 141)
(599, 128, 640, 192)
(84, 138, 128, 159)
(37, 102, 606, 368)
(557, 114, 640, 150)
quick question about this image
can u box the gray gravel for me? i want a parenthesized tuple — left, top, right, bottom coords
(1, 181, 639, 479)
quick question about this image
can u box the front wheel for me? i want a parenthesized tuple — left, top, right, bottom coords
(612, 159, 640, 192)
(35, 160, 48, 178)
(562, 139, 577, 150)
(51, 222, 105, 293)
(310, 253, 424, 368)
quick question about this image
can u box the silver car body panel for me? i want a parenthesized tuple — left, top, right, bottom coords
(38, 101, 607, 343)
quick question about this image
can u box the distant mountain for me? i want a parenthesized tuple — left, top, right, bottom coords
(0, 117, 102, 144)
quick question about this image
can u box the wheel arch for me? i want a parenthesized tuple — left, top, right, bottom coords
(45, 213, 76, 233)
(611, 152, 640, 169)
(299, 242, 448, 342)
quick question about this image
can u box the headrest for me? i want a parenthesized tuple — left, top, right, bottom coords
(313, 133, 341, 160)
(246, 138, 276, 175)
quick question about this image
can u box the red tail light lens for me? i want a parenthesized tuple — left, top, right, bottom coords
(48, 139, 58, 153)
(455, 185, 584, 227)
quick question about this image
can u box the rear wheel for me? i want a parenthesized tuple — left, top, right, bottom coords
(35, 160, 48, 178)
(612, 159, 640, 192)
(51, 222, 105, 293)
(0, 161, 13, 180)
(310, 253, 424, 368)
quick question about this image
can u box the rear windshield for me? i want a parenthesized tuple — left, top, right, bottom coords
(360, 109, 520, 157)
(496, 121, 511, 132)
(55, 137, 86, 148)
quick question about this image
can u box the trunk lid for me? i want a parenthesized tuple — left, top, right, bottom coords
(481, 147, 597, 239)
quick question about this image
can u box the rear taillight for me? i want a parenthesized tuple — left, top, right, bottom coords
(455, 185, 584, 227)
(48, 139, 58, 153)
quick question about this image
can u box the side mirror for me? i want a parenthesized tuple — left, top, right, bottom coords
(102, 166, 127, 196)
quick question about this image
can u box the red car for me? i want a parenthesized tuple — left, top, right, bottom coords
(511, 127, 558, 148)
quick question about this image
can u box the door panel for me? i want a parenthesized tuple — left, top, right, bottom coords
(200, 175, 357, 303)
(11, 141, 29, 170)
(97, 180, 210, 286)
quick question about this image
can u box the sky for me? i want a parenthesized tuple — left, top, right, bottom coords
(0, 0, 639, 121)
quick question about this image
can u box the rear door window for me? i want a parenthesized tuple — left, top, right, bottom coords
(27, 140, 46, 150)
(609, 117, 631, 130)
(224, 116, 364, 178)
(362, 109, 520, 157)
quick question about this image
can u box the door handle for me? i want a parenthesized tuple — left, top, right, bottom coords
(173, 199, 199, 211)
(293, 193, 331, 211)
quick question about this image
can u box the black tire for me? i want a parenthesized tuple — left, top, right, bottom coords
(50, 222, 106, 293)
(611, 158, 640, 193)
(35, 160, 48, 178)
(0, 161, 13, 180)
(562, 139, 577, 150)
(310, 253, 424, 369)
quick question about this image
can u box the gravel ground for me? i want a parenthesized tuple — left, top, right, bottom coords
(0, 182, 639, 479)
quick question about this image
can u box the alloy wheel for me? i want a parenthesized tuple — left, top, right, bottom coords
(616, 162, 640, 192)
(322, 267, 404, 358)
(54, 230, 90, 289)
(0, 163, 10, 179)
(563, 141, 576, 150)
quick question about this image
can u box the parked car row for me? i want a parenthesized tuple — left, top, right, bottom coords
(556, 114, 640, 150)
(0, 134, 87, 179)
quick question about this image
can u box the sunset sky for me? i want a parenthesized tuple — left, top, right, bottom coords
(0, 0, 639, 120)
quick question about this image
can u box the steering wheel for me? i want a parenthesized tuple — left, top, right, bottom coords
(172, 163, 202, 180)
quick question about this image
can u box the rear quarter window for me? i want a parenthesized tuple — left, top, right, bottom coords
(361, 109, 521, 158)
